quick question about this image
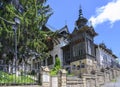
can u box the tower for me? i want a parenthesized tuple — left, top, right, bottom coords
(76, 6, 87, 29)
(70, 7, 98, 75)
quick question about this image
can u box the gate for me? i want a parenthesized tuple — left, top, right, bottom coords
(0, 63, 40, 86)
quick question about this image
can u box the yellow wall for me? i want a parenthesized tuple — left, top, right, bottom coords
(70, 58, 97, 75)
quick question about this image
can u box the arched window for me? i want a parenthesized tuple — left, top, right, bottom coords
(77, 65, 80, 70)
(47, 55, 53, 65)
(55, 55, 58, 58)
(87, 40, 92, 55)
(81, 63, 85, 68)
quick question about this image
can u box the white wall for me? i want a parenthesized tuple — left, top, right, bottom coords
(50, 37, 65, 66)
(96, 46, 116, 68)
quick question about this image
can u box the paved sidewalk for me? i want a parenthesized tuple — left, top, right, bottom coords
(0, 85, 42, 87)
(103, 77, 120, 87)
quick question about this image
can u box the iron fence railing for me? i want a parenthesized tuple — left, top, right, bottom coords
(0, 64, 40, 86)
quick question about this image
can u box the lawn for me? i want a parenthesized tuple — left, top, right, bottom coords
(0, 71, 35, 84)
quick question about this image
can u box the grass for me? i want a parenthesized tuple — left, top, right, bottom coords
(0, 71, 35, 84)
(111, 79, 117, 82)
(67, 73, 75, 76)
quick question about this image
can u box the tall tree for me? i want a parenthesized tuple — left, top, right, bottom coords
(0, 0, 53, 63)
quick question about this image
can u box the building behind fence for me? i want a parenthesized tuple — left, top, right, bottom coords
(0, 65, 120, 87)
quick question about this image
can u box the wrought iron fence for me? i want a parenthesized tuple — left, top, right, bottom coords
(0, 64, 40, 86)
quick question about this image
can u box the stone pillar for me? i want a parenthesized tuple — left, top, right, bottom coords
(105, 71, 110, 82)
(113, 69, 116, 78)
(40, 66, 50, 87)
(82, 77, 86, 87)
(97, 73, 105, 87)
(109, 69, 112, 81)
(103, 71, 106, 83)
(118, 69, 120, 76)
(58, 69, 67, 87)
(111, 68, 114, 79)
(51, 76, 58, 87)
(116, 69, 119, 76)
(82, 74, 87, 87)
(95, 74, 99, 87)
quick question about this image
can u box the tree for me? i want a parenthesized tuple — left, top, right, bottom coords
(0, 0, 54, 63)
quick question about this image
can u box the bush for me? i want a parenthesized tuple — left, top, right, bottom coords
(50, 57, 61, 76)
(0, 70, 35, 83)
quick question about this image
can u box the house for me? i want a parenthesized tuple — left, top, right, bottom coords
(96, 43, 118, 70)
(63, 8, 98, 75)
(43, 8, 119, 76)
(40, 8, 98, 75)
(41, 25, 70, 68)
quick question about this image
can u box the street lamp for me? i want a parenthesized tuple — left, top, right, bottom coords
(12, 17, 20, 74)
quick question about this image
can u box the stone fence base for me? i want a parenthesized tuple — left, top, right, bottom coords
(40, 66, 120, 87)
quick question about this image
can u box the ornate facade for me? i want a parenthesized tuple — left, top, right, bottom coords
(96, 43, 118, 69)
(42, 8, 119, 76)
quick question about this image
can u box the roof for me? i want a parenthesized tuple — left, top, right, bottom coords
(71, 26, 98, 37)
(57, 25, 70, 34)
(41, 24, 57, 32)
(96, 43, 117, 58)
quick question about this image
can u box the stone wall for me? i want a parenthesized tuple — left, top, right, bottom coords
(66, 76, 83, 87)
(51, 76, 58, 87)
(40, 66, 120, 87)
(97, 73, 105, 86)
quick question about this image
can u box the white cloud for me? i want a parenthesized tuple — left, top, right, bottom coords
(89, 0, 120, 27)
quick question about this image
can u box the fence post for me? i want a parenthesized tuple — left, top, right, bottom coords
(58, 69, 67, 87)
(82, 74, 87, 87)
(40, 66, 50, 87)
(95, 73, 99, 87)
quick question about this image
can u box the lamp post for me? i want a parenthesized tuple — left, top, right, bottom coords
(12, 17, 20, 75)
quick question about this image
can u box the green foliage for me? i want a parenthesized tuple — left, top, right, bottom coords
(111, 79, 117, 82)
(0, 0, 54, 62)
(0, 71, 34, 83)
(67, 73, 74, 76)
(50, 57, 61, 76)
(54, 57, 61, 70)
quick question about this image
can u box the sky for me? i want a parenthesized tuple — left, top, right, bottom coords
(47, 0, 120, 58)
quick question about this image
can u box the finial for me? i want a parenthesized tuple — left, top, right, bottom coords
(90, 21, 93, 27)
(65, 20, 67, 25)
(79, 5, 83, 18)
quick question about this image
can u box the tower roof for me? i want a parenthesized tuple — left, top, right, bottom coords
(76, 7, 88, 29)
(79, 6, 83, 19)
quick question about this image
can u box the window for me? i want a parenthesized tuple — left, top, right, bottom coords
(55, 55, 58, 58)
(103, 55, 107, 62)
(81, 63, 85, 68)
(47, 55, 53, 65)
(64, 51, 70, 65)
(73, 43, 84, 57)
(72, 65, 76, 70)
(87, 40, 92, 55)
(79, 49, 83, 56)
(43, 60, 45, 66)
(102, 54, 108, 67)
(73, 46, 75, 57)
(77, 65, 80, 70)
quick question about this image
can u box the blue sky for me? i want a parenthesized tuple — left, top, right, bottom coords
(47, 0, 120, 58)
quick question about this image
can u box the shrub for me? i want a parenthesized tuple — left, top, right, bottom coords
(50, 57, 61, 76)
